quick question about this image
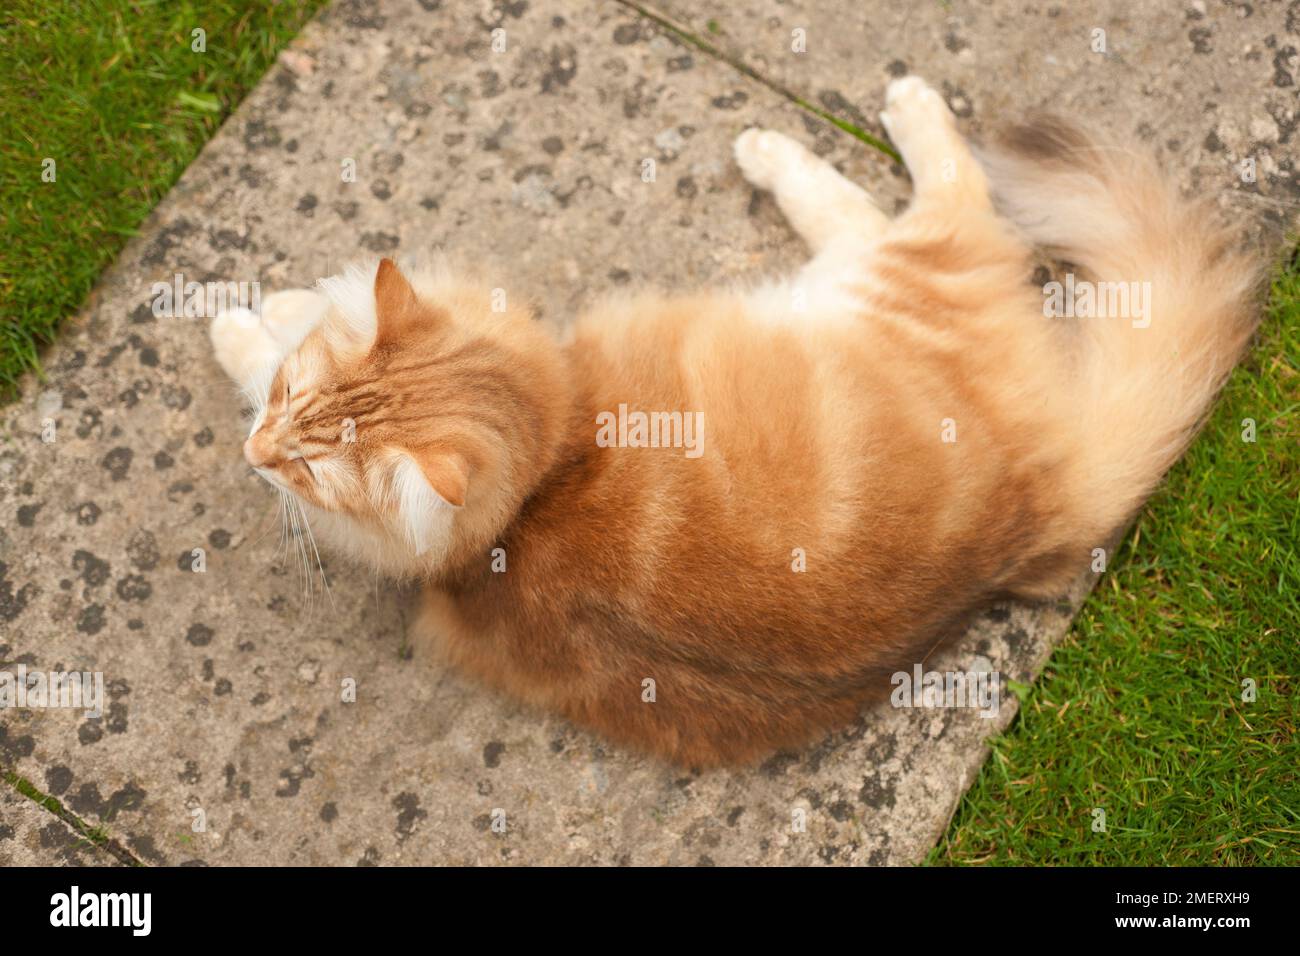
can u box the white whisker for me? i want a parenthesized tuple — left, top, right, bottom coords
(285, 491, 310, 606)
(295, 496, 335, 612)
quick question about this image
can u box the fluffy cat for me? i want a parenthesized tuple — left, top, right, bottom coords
(210, 77, 1261, 766)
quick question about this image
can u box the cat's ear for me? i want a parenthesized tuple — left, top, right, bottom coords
(373, 258, 424, 346)
(389, 448, 469, 555)
(374, 257, 417, 314)
(411, 448, 469, 508)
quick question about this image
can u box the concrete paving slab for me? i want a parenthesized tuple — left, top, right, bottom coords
(0, 0, 1288, 866)
(642, 0, 1300, 232)
(0, 783, 124, 867)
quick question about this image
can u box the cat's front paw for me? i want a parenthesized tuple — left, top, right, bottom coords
(259, 289, 331, 351)
(210, 306, 266, 383)
(209, 290, 331, 389)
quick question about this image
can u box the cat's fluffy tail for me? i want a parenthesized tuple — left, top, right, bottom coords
(980, 117, 1264, 546)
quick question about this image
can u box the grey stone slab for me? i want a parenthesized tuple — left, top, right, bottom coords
(1, 0, 1279, 868)
(0, 783, 123, 866)
(645, 0, 1300, 232)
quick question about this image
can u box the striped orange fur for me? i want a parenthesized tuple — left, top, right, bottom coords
(211, 78, 1262, 766)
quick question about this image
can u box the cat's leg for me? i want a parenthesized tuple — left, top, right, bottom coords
(210, 289, 329, 391)
(734, 128, 889, 253)
(879, 76, 991, 211)
(259, 289, 331, 352)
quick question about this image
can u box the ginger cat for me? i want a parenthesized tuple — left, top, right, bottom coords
(210, 77, 1261, 766)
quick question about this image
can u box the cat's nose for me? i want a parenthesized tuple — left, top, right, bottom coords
(243, 431, 278, 469)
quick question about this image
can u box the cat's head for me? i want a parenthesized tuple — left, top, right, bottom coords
(214, 257, 568, 575)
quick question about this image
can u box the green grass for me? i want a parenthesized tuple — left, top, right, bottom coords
(3, 768, 137, 862)
(0, 0, 326, 399)
(933, 253, 1300, 865)
(5, 769, 65, 817)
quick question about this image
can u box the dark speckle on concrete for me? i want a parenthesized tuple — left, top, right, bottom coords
(67, 781, 147, 822)
(128, 834, 167, 865)
(613, 22, 644, 45)
(115, 574, 152, 602)
(336, 0, 388, 29)
(101, 447, 133, 481)
(185, 623, 214, 647)
(866, 731, 898, 765)
(140, 218, 195, 267)
(72, 550, 110, 587)
(541, 43, 578, 93)
(392, 792, 427, 841)
(1004, 626, 1031, 655)
(759, 750, 800, 778)
(941, 81, 974, 118)
(161, 384, 192, 411)
(360, 231, 399, 252)
(858, 772, 897, 810)
(244, 119, 283, 150)
(711, 90, 749, 110)
(79, 722, 104, 746)
(76, 604, 107, 635)
(817, 88, 869, 129)
(1274, 45, 1297, 86)
(127, 530, 160, 571)
(45, 765, 74, 796)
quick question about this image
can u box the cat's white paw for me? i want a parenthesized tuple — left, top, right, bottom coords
(210, 306, 260, 357)
(259, 289, 330, 351)
(210, 305, 271, 387)
(209, 289, 332, 391)
(734, 128, 806, 192)
(879, 76, 954, 152)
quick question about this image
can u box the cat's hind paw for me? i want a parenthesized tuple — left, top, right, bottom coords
(879, 76, 959, 179)
(879, 76, 954, 142)
(733, 127, 806, 192)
